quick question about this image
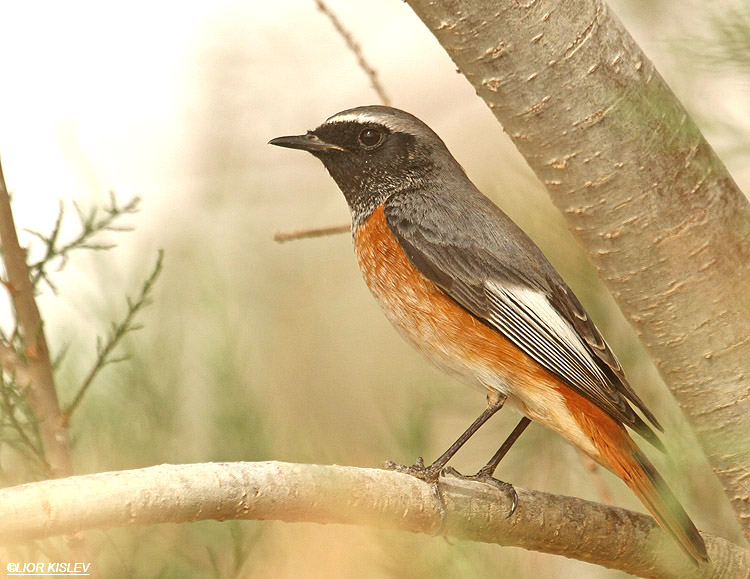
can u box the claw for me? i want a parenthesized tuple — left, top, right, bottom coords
(506, 484, 518, 518)
(441, 465, 462, 478)
(442, 467, 518, 518)
(382, 457, 442, 483)
(383, 457, 448, 534)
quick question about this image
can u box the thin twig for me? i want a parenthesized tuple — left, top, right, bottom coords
(62, 250, 164, 421)
(274, 224, 351, 243)
(313, 0, 392, 106)
(0, 341, 32, 387)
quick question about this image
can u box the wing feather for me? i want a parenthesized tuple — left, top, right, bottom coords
(384, 190, 663, 448)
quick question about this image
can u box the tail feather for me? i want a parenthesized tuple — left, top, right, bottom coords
(565, 392, 708, 564)
(621, 448, 708, 564)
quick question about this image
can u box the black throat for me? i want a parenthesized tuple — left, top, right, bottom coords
(311, 129, 437, 231)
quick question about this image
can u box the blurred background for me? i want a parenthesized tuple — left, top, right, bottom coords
(0, 0, 748, 576)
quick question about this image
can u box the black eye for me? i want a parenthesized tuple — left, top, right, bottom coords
(358, 127, 384, 148)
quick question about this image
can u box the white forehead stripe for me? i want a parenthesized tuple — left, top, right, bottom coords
(323, 110, 416, 133)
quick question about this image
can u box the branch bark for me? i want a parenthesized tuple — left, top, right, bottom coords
(0, 158, 72, 477)
(0, 461, 747, 577)
(403, 0, 750, 538)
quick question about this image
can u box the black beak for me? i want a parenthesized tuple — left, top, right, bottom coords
(268, 133, 345, 153)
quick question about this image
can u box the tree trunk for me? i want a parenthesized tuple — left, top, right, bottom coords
(404, 0, 750, 539)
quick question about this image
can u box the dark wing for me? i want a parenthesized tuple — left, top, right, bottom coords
(384, 190, 663, 449)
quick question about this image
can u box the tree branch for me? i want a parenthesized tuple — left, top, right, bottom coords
(0, 461, 746, 577)
(0, 158, 72, 477)
(273, 223, 350, 243)
(404, 0, 750, 538)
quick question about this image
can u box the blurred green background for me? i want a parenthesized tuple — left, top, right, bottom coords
(1, 0, 748, 577)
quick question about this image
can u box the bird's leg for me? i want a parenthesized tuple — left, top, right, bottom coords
(476, 416, 531, 478)
(443, 416, 532, 517)
(384, 393, 507, 483)
(383, 393, 507, 534)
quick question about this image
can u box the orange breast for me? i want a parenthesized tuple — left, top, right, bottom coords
(354, 205, 527, 387)
(353, 205, 600, 457)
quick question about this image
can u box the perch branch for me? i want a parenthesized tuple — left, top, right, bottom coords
(0, 461, 746, 577)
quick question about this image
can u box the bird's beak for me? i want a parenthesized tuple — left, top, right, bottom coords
(268, 133, 346, 153)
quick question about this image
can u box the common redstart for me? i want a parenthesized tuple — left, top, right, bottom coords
(270, 105, 708, 563)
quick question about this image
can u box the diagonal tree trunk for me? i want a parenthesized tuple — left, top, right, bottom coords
(404, 0, 750, 539)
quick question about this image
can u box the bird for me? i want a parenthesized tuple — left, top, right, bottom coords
(269, 105, 708, 564)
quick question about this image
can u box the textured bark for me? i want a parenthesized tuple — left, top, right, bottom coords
(404, 0, 750, 539)
(0, 161, 72, 478)
(0, 461, 747, 577)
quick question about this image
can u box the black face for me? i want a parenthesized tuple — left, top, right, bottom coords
(312, 121, 391, 153)
(305, 120, 436, 225)
(270, 106, 458, 228)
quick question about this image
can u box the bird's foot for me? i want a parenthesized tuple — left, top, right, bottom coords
(383, 457, 448, 534)
(442, 466, 518, 518)
(383, 456, 443, 483)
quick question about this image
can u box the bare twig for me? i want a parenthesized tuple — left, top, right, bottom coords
(274, 223, 350, 243)
(0, 461, 743, 577)
(62, 250, 164, 422)
(0, 157, 72, 477)
(313, 0, 391, 106)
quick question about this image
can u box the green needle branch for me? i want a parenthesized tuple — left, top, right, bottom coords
(0, 374, 50, 474)
(26, 193, 141, 294)
(62, 250, 164, 423)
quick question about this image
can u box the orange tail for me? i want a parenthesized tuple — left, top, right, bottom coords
(568, 396, 708, 564)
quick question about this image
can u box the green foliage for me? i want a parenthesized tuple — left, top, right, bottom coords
(62, 250, 164, 421)
(684, 1, 750, 72)
(0, 194, 161, 483)
(26, 193, 141, 295)
(0, 374, 47, 481)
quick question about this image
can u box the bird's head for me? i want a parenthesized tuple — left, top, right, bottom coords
(270, 105, 465, 227)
